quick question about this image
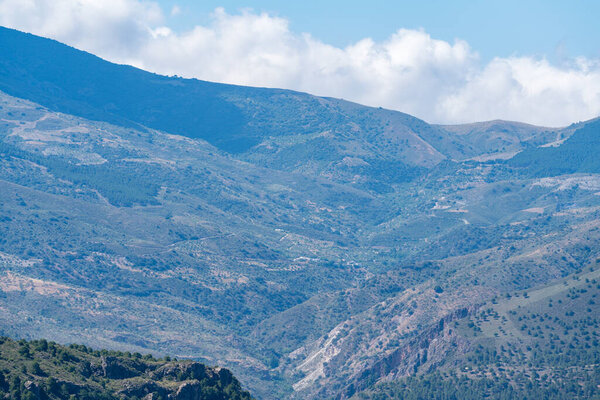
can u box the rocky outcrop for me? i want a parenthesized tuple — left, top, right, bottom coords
(119, 381, 170, 399)
(333, 307, 472, 400)
(98, 355, 146, 379)
(174, 381, 204, 400)
(24, 381, 41, 399)
(152, 362, 210, 381)
(121, 368, 239, 400)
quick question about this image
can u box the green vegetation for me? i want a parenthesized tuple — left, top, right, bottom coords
(0, 336, 252, 400)
(353, 370, 600, 400)
(2, 26, 600, 400)
(509, 119, 600, 176)
(354, 267, 600, 400)
(0, 140, 159, 206)
(2, 90, 600, 399)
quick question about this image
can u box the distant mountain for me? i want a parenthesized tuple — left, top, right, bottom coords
(0, 336, 253, 399)
(509, 118, 600, 175)
(0, 27, 440, 155)
(0, 26, 564, 191)
(0, 27, 248, 152)
(438, 120, 563, 160)
(1, 26, 600, 400)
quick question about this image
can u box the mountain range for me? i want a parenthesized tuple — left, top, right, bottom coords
(1, 26, 600, 399)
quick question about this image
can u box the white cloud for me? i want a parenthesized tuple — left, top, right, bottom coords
(0, 0, 163, 57)
(0, 0, 599, 126)
(440, 57, 600, 126)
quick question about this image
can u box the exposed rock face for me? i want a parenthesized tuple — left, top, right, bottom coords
(152, 362, 210, 381)
(24, 381, 40, 399)
(119, 381, 170, 399)
(122, 369, 237, 400)
(100, 355, 146, 379)
(330, 307, 473, 400)
(174, 381, 203, 400)
(153, 362, 235, 382)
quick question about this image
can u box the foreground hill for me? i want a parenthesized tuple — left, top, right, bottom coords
(0, 336, 252, 400)
(2, 27, 600, 400)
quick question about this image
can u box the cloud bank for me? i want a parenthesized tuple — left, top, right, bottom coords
(1, 0, 599, 126)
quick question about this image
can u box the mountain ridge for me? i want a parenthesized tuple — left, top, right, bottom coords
(2, 25, 585, 172)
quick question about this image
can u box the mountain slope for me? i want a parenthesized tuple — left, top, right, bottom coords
(0, 90, 386, 399)
(2, 27, 577, 192)
(438, 120, 562, 160)
(0, 27, 248, 152)
(509, 118, 600, 175)
(0, 26, 498, 188)
(2, 26, 600, 400)
(0, 336, 253, 400)
(353, 265, 600, 399)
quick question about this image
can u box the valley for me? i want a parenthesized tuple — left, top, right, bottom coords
(1, 26, 600, 399)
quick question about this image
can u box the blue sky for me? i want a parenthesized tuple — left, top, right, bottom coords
(0, 0, 599, 125)
(159, 0, 600, 62)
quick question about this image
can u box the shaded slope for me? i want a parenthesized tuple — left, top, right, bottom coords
(509, 118, 600, 176)
(0, 26, 250, 152)
(0, 26, 465, 174)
